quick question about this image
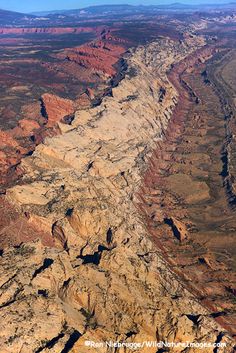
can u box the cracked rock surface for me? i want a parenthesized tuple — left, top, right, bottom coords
(0, 38, 235, 352)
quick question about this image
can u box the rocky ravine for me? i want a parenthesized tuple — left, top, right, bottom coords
(0, 37, 234, 353)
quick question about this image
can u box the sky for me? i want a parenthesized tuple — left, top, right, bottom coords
(0, 0, 232, 13)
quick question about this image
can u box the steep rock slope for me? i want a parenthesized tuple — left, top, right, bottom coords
(0, 29, 126, 190)
(0, 38, 234, 352)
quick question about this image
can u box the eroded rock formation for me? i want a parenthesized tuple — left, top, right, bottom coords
(41, 94, 75, 128)
(0, 28, 127, 190)
(54, 39, 126, 77)
(0, 36, 235, 353)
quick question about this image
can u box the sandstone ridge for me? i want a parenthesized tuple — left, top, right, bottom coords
(0, 37, 234, 352)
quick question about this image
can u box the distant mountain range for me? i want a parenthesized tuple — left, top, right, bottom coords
(0, 2, 235, 27)
(30, 2, 236, 16)
(0, 9, 36, 25)
(31, 4, 136, 16)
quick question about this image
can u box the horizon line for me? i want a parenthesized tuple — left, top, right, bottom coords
(0, 1, 235, 15)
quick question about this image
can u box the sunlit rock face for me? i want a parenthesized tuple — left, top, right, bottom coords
(0, 28, 127, 190)
(41, 93, 75, 127)
(0, 33, 234, 353)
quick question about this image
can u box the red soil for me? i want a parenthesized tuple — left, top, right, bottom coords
(138, 42, 236, 336)
(0, 28, 126, 190)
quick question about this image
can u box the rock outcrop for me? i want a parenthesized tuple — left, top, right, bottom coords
(54, 39, 126, 77)
(0, 37, 235, 353)
(0, 27, 126, 190)
(41, 94, 75, 128)
(139, 36, 236, 337)
(0, 27, 96, 35)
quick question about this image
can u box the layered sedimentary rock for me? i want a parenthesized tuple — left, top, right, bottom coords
(0, 37, 235, 353)
(139, 41, 236, 337)
(0, 27, 97, 35)
(41, 94, 75, 128)
(54, 38, 126, 77)
(0, 28, 126, 189)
